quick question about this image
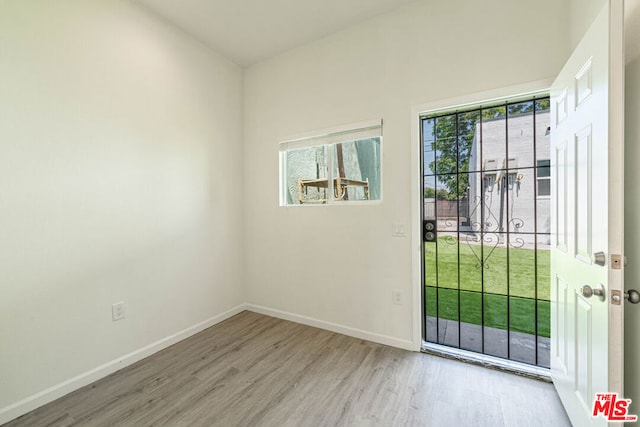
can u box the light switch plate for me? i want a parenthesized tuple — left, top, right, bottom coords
(392, 223, 406, 237)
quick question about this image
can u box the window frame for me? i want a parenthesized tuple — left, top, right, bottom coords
(536, 159, 551, 198)
(279, 120, 383, 207)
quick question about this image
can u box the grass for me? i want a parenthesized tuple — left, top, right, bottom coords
(425, 237, 550, 337)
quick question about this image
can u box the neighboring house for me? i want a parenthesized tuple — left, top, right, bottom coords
(467, 109, 551, 246)
(425, 109, 550, 247)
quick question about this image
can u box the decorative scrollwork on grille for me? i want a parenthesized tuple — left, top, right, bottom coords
(508, 236, 526, 249)
(442, 218, 456, 229)
(481, 233, 502, 270)
(508, 217, 525, 231)
(441, 235, 457, 245)
(464, 232, 483, 269)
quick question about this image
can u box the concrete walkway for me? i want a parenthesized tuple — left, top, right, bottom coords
(426, 316, 550, 367)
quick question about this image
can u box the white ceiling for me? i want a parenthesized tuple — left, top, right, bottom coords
(136, 0, 418, 66)
(138, 0, 640, 67)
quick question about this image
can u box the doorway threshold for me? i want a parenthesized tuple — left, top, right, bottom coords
(421, 341, 551, 382)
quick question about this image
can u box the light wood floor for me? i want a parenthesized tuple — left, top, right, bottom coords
(3, 311, 571, 427)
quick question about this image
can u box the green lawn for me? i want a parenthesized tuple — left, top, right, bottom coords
(425, 237, 551, 337)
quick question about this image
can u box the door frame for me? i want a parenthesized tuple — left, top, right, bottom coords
(410, 79, 555, 351)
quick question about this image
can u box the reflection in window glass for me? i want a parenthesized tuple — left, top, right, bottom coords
(285, 146, 328, 204)
(332, 138, 381, 201)
(281, 137, 381, 205)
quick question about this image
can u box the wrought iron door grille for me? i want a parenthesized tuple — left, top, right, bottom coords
(421, 97, 551, 368)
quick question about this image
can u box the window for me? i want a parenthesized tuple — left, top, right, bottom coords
(279, 121, 382, 205)
(483, 174, 496, 192)
(537, 159, 551, 197)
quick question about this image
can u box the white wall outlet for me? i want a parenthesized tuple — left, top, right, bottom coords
(392, 223, 406, 237)
(112, 302, 125, 321)
(392, 289, 403, 305)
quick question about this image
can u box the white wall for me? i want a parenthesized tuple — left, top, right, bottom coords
(0, 0, 244, 418)
(569, 0, 607, 49)
(624, 53, 640, 416)
(243, 0, 569, 346)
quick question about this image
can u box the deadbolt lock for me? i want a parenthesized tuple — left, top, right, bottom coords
(593, 251, 606, 266)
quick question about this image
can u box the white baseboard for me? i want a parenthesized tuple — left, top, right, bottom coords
(245, 304, 416, 351)
(0, 303, 247, 426)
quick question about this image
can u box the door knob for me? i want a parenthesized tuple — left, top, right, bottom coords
(581, 284, 606, 301)
(625, 289, 640, 304)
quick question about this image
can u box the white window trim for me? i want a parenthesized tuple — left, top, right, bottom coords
(536, 159, 551, 198)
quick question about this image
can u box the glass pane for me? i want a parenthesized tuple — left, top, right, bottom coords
(509, 297, 536, 364)
(537, 236, 551, 301)
(537, 299, 551, 368)
(425, 286, 438, 343)
(537, 178, 551, 197)
(484, 294, 508, 359)
(535, 99, 551, 162)
(460, 290, 482, 353)
(507, 101, 534, 169)
(423, 118, 436, 175)
(507, 168, 535, 234)
(424, 175, 436, 221)
(537, 159, 551, 177)
(435, 174, 458, 231)
(459, 235, 482, 293)
(535, 98, 551, 112)
(332, 137, 381, 201)
(437, 288, 459, 347)
(537, 192, 551, 235)
(465, 172, 484, 233)
(509, 240, 536, 299)
(435, 114, 458, 175)
(478, 172, 502, 233)
(458, 110, 481, 173)
(424, 241, 437, 288)
(483, 234, 507, 295)
(284, 145, 328, 205)
(481, 106, 506, 172)
(457, 173, 471, 230)
(436, 232, 458, 290)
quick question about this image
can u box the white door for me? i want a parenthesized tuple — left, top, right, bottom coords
(550, 1, 625, 426)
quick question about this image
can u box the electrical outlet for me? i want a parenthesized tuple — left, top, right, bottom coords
(112, 302, 125, 321)
(392, 289, 403, 305)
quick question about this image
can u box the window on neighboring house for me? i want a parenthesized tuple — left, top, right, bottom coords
(537, 159, 551, 196)
(483, 174, 496, 192)
(279, 121, 382, 205)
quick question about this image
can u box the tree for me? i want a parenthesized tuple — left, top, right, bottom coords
(424, 187, 456, 200)
(426, 111, 479, 199)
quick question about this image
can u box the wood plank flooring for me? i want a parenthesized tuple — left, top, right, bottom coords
(3, 311, 571, 427)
